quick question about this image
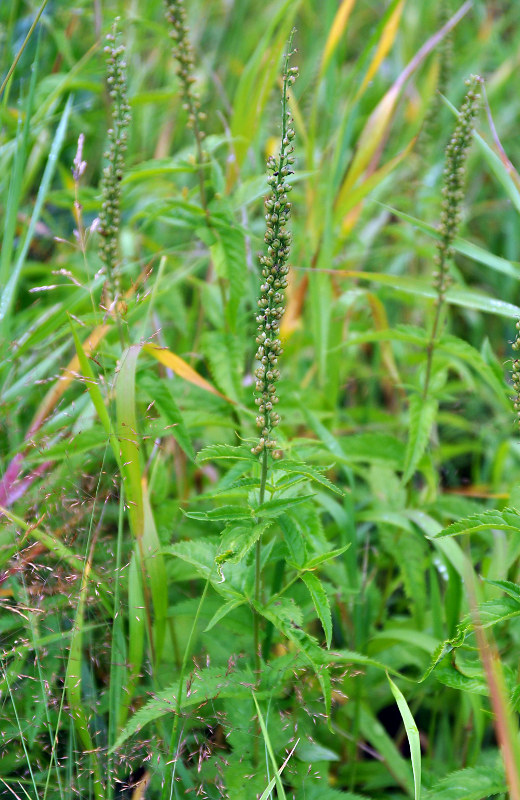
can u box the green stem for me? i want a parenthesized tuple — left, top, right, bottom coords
(423, 290, 446, 402)
(254, 449, 269, 678)
(163, 579, 209, 800)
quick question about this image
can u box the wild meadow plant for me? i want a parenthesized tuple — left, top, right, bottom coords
(4, 2, 520, 799)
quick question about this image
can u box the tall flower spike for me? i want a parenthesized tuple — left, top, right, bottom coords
(99, 19, 131, 299)
(164, 0, 207, 208)
(252, 35, 298, 458)
(423, 75, 481, 399)
(433, 75, 481, 302)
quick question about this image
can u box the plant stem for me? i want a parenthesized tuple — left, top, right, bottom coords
(254, 448, 268, 681)
(164, 578, 209, 800)
(422, 297, 443, 401)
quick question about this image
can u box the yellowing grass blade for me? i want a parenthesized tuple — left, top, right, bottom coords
(27, 322, 110, 436)
(144, 343, 230, 400)
(27, 266, 148, 438)
(320, 0, 356, 75)
(336, 0, 471, 210)
(355, 0, 406, 101)
(338, 134, 417, 234)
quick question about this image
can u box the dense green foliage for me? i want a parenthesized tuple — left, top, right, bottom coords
(2, 1, 520, 798)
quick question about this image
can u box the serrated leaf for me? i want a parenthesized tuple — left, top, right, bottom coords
(435, 508, 520, 538)
(402, 395, 438, 484)
(255, 495, 314, 519)
(255, 599, 332, 719)
(210, 219, 246, 333)
(439, 334, 510, 410)
(425, 765, 506, 800)
(305, 544, 351, 569)
(164, 539, 218, 580)
(204, 598, 246, 632)
(278, 513, 306, 567)
(278, 460, 344, 495)
(200, 330, 243, 402)
(196, 444, 255, 463)
(185, 505, 253, 522)
(111, 667, 262, 751)
(484, 579, 520, 603)
(219, 519, 272, 564)
(301, 572, 332, 648)
(434, 665, 488, 696)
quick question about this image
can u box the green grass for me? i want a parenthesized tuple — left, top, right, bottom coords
(2, 1, 520, 798)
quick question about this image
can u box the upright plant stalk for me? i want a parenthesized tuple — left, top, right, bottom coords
(251, 33, 298, 675)
(422, 75, 481, 400)
(419, 0, 453, 151)
(98, 19, 131, 340)
(164, 0, 208, 211)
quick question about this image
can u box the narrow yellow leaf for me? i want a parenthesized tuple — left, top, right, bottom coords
(338, 135, 417, 234)
(143, 344, 229, 401)
(28, 323, 110, 436)
(356, 0, 406, 100)
(338, 84, 399, 203)
(320, 0, 356, 75)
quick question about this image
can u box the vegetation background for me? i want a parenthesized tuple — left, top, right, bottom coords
(2, 0, 520, 798)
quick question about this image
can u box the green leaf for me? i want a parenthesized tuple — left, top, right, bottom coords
(473, 130, 520, 217)
(185, 505, 253, 522)
(381, 203, 520, 280)
(164, 538, 218, 580)
(209, 219, 246, 333)
(278, 460, 345, 495)
(200, 330, 243, 401)
(387, 675, 422, 800)
(196, 444, 255, 463)
(255, 495, 314, 519)
(278, 512, 306, 567)
(140, 373, 195, 460)
(305, 544, 351, 569)
(424, 765, 505, 800)
(219, 520, 272, 565)
(255, 599, 332, 720)
(0, 94, 73, 335)
(402, 395, 438, 484)
(435, 508, 520, 538)
(438, 334, 510, 410)
(337, 266, 520, 318)
(483, 579, 520, 603)
(204, 598, 246, 632)
(112, 667, 264, 751)
(252, 693, 287, 800)
(301, 572, 332, 648)
(434, 665, 488, 696)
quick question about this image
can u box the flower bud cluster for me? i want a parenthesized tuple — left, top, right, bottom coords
(99, 21, 131, 295)
(164, 0, 206, 138)
(252, 54, 298, 457)
(434, 75, 481, 302)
